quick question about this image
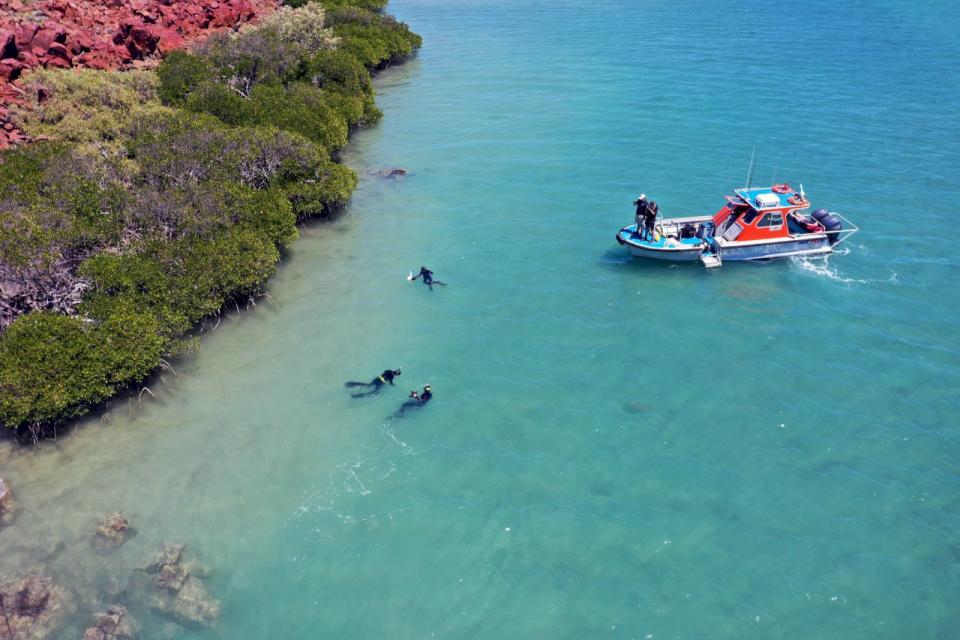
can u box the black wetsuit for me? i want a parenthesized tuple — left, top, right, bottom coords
(412, 267, 445, 290)
(392, 389, 432, 417)
(346, 369, 399, 397)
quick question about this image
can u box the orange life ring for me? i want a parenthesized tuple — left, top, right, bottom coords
(772, 183, 791, 194)
(787, 194, 803, 205)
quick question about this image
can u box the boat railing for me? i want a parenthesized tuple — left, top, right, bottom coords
(831, 213, 860, 246)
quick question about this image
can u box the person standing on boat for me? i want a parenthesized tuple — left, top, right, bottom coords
(644, 199, 660, 240)
(634, 194, 659, 240)
(633, 194, 648, 237)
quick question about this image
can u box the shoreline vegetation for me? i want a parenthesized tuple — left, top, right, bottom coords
(0, 0, 421, 442)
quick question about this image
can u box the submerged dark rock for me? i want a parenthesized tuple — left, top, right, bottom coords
(371, 168, 408, 179)
(82, 605, 138, 640)
(0, 477, 15, 526)
(142, 544, 220, 628)
(93, 512, 132, 550)
(0, 574, 72, 640)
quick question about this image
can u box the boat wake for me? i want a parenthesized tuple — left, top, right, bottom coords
(285, 420, 422, 536)
(790, 249, 898, 286)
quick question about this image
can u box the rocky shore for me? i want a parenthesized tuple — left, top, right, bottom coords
(0, 0, 280, 148)
(0, 0, 420, 437)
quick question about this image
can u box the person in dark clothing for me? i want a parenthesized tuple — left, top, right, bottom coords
(391, 385, 433, 418)
(644, 199, 659, 240)
(633, 194, 648, 237)
(410, 266, 446, 290)
(633, 194, 660, 240)
(345, 368, 401, 397)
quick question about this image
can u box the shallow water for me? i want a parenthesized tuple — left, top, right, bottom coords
(2, 0, 960, 637)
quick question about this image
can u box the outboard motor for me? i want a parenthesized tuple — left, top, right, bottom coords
(822, 212, 843, 244)
(811, 208, 830, 223)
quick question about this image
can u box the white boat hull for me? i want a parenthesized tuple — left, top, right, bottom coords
(616, 225, 833, 262)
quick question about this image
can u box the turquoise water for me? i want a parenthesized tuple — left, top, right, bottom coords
(2, 0, 960, 637)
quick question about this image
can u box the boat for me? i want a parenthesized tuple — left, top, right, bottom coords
(615, 183, 858, 268)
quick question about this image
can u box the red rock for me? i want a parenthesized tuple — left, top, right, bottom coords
(210, 6, 239, 29)
(40, 20, 68, 41)
(16, 50, 40, 67)
(0, 30, 16, 60)
(130, 25, 158, 50)
(15, 24, 38, 50)
(154, 27, 184, 54)
(44, 56, 70, 69)
(69, 33, 95, 55)
(31, 27, 66, 52)
(47, 42, 71, 61)
(0, 59, 25, 82)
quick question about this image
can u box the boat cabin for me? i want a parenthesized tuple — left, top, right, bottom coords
(711, 184, 809, 242)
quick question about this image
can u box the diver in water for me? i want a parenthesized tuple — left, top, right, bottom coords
(345, 368, 401, 397)
(391, 385, 432, 417)
(410, 266, 446, 290)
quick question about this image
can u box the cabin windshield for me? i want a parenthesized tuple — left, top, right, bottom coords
(757, 212, 784, 230)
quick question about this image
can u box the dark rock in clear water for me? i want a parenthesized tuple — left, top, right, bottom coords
(145, 544, 187, 591)
(372, 168, 408, 179)
(82, 605, 138, 640)
(0, 574, 72, 640)
(93, 512, 131, 550)
(621, 401, 650, 414)
(142, 544, 220, 628)
(0, 477, 15, 526)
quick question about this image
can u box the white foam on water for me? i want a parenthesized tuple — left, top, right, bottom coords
(790, 251, 898, 286)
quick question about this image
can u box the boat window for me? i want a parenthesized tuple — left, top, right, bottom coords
(757, 212, 784, 229)
(740, 209, 761, 225)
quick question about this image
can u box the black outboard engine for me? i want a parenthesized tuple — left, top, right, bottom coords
(811, 208, 830, 223)
(822, 212, 843, 244)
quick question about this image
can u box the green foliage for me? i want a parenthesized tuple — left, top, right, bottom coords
(306, 48, 374, 95)
(80, 228, 280, 336)
(0, 309, 164, 428)
(156, 51, 216, 106)
(306, 49, 381, 124)
(325, 8, 422, 69)
(249, 83, 350, 151)
(185, 81, 254, 126)
(317, 0, 389, 12)
(200, 27, 308, 96)
(283, 159, 358, 219)
(0, 143, 126, 267)
(14, 69, 172, 152)
(0, 0, 421, 432)
(257, 3, 335, 51)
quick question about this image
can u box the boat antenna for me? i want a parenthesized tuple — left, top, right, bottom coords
(770, 165, 779, 185)
(744, 147, 757, 190)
